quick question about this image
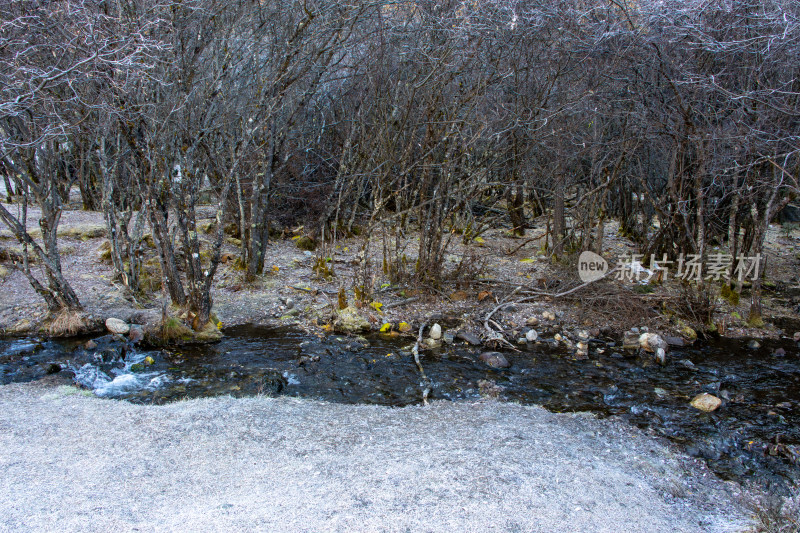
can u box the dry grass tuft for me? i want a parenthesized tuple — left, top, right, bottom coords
(46, 309, 88, 337)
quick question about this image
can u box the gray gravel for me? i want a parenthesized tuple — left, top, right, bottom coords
(0, 382, 750, 532)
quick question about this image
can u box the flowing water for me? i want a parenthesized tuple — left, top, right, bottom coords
(1, 325, 799, 494)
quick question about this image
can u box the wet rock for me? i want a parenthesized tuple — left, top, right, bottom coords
(424, 338, 441, 349)
(128, 325, 144, 345)
(85, 340, 98, 350)
(298, 354, 320, 366)
(429, 323, 442, 340)
(517, 338, 527, 345)
(479, 352, 511, 369)
(665, 336, 686, 347)
(639, 333, 668, 365)
(794, 331, 800, 342)
(747, 340, 761, 350)
(554, 333, 563, 342)
(773, 347, 787, 357)
(576, 330, 589, 340)
(46, 363, 62, 375)
(679, 359, 697, 370)
(639, 333, 667, 353)
(334, 307, 370, 333)
(477, 379, 504, 399)
(105, 318, 130, 335)
(525, 329, 539, 342)
(442, 332, 455, 344)
(690, 393, 722, 412)
(456, 330, 482, 345)
(622, 332, 640, 350)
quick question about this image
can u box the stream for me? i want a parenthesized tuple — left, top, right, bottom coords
(1, 325, 799, 494)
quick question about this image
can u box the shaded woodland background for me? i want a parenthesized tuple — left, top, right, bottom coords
(1, 0, 798, 327)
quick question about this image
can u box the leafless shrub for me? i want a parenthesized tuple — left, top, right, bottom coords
(671, 283, 720, 326)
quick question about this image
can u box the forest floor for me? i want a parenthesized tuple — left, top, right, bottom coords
(1, 191, 799, 345)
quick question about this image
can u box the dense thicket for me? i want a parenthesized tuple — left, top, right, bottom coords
(1, 0, 798, 325)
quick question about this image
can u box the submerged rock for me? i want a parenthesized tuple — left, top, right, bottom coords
(479, 352, 510, 369)
(690, 393, 722, 412)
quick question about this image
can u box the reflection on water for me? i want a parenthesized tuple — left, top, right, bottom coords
(1, 325, 799, 493)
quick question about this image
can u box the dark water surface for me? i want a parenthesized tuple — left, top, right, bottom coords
(2, 325, 799, 493)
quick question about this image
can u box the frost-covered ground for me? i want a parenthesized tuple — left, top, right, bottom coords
(0, 381, 749, 532)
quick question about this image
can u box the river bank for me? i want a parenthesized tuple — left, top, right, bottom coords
(0, 380, 751, 532)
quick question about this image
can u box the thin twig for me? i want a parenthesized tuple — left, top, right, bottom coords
(384, 296, 421, 309)
(412, 323, 431, 405)
(515, 266, 622, 300)
(503, 234, 546, 256)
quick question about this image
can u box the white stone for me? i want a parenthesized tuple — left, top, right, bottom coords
(525, 329, 539, 342)
(105, 318, 130, 335)
(429, 323, 442, 340)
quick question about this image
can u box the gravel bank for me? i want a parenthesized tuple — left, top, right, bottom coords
(0, 382, 749, 532)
